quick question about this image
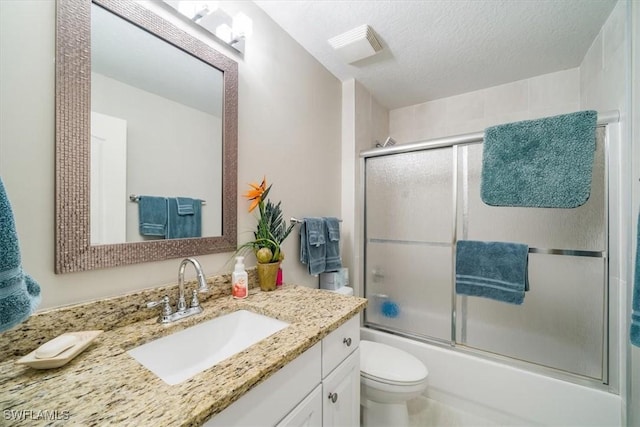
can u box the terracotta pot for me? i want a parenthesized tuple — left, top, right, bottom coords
(257, 262, 279, 291)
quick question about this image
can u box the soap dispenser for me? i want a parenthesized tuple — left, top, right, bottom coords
(232, 256, 248, 299)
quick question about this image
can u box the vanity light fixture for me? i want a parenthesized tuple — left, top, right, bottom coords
(175, 1, 219, 23)
(163, 1, 252, 54)
(214, 12, 253, 53)
(328, 24, 382, 64)
(215, 23, 233, 43)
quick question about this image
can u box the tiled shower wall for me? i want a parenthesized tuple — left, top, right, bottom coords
(388, 67, 580, 144)
(579, 0, 631, 415)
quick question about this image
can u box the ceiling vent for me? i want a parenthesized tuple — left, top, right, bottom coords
(328, 25, 382, 64)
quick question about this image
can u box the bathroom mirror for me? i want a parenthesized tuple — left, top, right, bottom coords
(55, 0, 238, 273)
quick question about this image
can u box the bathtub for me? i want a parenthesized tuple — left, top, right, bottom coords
(365, 304, 602, 380)
(360, 327, 622, 426)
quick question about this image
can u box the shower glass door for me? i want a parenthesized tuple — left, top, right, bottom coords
(364, 148, 454, 343)
(363, 129, 608, 383)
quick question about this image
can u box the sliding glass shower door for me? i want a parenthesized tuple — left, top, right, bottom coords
(363, 129, 608, 382)
(365, 147, 454, 343)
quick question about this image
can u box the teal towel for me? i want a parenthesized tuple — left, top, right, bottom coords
(299, 218, 326, 275)
(631, 210, 640, 347)
(0, 177, 41, 333)
(481, 110, 598, 208)
(323, 217, 342, 272)
(167, 198, 202, 239)
(138, 196, 167, 237)
(456, 240, 529, 305)
(176, 197, 195, 216)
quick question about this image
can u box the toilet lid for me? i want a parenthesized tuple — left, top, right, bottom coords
(360, 340, 428, 384)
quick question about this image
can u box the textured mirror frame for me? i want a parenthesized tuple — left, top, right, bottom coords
(55, 0, 238, 273)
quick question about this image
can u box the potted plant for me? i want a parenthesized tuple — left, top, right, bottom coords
(241, 177, 294, 291)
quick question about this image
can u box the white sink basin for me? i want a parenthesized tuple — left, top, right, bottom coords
(127, 310, 289, 385)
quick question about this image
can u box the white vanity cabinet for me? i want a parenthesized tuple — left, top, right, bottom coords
(321, 316, 360, 427)
(204, 314, 360, 427)
(205, 343, 322, 427)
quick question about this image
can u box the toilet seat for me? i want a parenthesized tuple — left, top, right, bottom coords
(361, 371, 425, 387)
(361, 374, 428, 396)
(360, 340, 428, 386)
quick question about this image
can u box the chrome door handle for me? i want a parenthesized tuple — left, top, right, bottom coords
(328, 392, 338, 403)
(343, 337, 352, 347)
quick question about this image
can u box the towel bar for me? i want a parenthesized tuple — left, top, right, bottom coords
(527, 247, 605, 258)
(129, 194, 206, 205)
(291, 217, 342, 224)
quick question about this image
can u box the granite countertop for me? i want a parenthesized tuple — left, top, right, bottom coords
(0, 285, 367, 426)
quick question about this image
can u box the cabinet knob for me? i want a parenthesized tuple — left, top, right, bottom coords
(343, 337, 352, 347)
(328, 392, 338, 403)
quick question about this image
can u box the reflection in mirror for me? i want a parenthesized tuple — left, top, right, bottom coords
(90, 3, 223, 244)
(55, 0, 238, 273)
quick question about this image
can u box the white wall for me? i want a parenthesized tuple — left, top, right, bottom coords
(0, 0, 341, 309)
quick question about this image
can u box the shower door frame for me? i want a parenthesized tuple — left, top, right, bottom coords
(359, 111, 620, 392)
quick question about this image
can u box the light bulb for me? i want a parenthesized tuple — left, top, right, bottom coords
(232, 12, 253, 38)
(215, 24, 233, 43)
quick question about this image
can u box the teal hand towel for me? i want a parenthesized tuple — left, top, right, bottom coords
(138, 196, 167, 237)
(0, 177, 41, 332)
(176, 197, 195, 216)
(631, 210, 640, 347)
(481, 110, 598, 208)
(456, 240, 529, 305)
(167, 198, 202, 239)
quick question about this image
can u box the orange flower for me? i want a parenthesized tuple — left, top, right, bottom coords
(243, 176, 267, 212)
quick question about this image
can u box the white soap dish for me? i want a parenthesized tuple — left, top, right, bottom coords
(16, 330, 103, 369)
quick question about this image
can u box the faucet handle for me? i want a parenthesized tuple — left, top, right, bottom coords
(177, 294, 187, 312)
(147, 295, 172, 322)
(190, 289, 201, 309)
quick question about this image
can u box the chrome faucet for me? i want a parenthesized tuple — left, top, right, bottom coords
(177, 257, 209, 311)
(147, 258, 209, 323)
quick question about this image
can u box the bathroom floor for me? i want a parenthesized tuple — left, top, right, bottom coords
(408, 397, 499, 427)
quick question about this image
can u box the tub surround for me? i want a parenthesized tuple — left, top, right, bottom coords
(0, 280, 366, 426)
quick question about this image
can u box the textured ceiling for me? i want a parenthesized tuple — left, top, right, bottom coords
(255, 0, 616, 110)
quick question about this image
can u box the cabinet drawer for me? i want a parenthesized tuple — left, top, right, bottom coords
(322, 315, 359, 377)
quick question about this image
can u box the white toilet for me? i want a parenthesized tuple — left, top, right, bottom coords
(323, 285, 428, 426)
(359, 340, 428, 427)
